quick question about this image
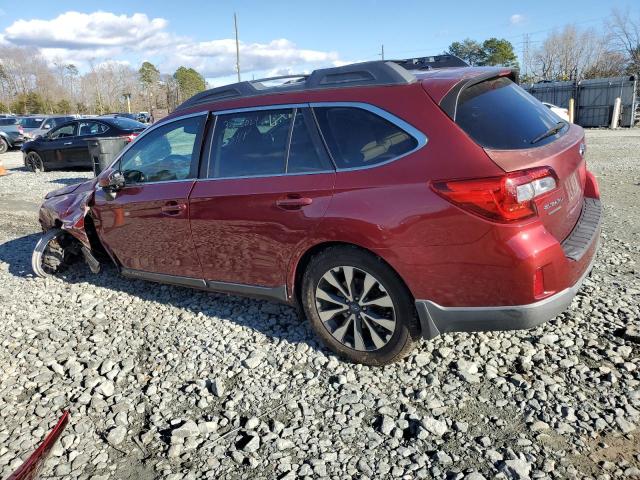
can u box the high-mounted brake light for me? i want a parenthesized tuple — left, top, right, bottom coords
(431, 166, 558, 222)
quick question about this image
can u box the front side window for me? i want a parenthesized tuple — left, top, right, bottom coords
(119, 115, 205, 184)
(314, 106, 418, 169)
(49, 123, 76, 139)
(209, 109, 293, 178)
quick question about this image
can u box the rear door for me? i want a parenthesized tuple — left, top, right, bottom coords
(92, 113, 208, 278)
(445, 76, 586, 241)
(189, 106, 335, 290)
(74, 120, 109, 166)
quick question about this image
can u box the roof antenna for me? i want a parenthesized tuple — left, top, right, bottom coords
(234, 13, 241, 82)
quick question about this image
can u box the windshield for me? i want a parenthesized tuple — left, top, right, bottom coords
(19, 117, 45, 128)
(455, 77, 567, 149)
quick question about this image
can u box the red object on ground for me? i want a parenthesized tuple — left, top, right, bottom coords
(6, 411, 69, 480)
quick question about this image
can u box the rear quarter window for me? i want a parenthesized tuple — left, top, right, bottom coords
(314, 106, 418, 169)
(455, 77, 567, 149)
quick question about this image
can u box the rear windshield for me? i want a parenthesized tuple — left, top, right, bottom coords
(109, 117, 146, 130)
(455, 77, 567, 149)
(19, 117, 45, 128)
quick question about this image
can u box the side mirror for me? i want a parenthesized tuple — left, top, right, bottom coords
(98, 169, 125, 192)
(43, 124, 51, 129)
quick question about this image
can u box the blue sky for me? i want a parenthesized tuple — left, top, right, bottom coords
(0, 0, 635, 85)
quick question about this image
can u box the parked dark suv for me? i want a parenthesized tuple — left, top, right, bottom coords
(34, 56, 602, 365)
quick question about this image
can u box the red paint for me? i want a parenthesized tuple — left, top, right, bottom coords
(38, 65, 600, 314)
(7, 411, 69, 480)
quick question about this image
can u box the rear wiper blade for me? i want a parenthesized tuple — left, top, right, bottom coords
(530, 121, 566, 145)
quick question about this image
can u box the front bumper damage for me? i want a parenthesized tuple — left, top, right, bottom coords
(38, 181, 102, 273)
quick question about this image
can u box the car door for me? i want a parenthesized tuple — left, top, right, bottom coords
(189, 106, 335, 292)
(92, 113, 208, 279)
(41, 122, 78, 168)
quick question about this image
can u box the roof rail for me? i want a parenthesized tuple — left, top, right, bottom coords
(175, 57, 466, 112)
(391, 54, 468, 71)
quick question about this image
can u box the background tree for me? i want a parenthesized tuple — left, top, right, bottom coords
(481, 38, 518, 67)
(608, 8, 640, 74)
(0, 101, 7, 113)
(447, 39, 485, 66)
(139, 61, 160, 111)
(174, 66, 206, 102)
(448, 38, 518, 67)
(527, 25, 606, 81)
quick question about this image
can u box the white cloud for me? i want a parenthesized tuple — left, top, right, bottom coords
(510, 14, 525, 25)
(5, 11, 167, 49)
(0, 11, 342, 81)
(163, 38, 339, 78)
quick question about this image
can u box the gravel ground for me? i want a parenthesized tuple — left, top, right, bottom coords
(0, 130, 638, 480)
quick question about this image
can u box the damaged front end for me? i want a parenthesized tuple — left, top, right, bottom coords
(34, 180, 102, 277)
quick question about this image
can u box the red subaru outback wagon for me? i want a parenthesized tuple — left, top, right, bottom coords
(35, 56, 602, 365)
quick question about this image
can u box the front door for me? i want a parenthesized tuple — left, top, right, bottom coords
(189, 107, 335, 290)
(92, 113, 208, 278)
(41, 122, 78, 168)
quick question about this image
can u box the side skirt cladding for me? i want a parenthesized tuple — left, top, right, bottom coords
(120, 268, 289, 303)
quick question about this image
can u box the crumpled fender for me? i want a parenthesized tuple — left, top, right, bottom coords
(38, 179, 98, 249)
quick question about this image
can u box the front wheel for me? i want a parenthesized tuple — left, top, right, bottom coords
(32, 229, 80, 277)
(0, 137, 8, 154)
(25, 151, 46, 172)
(301, 246, 420, 365)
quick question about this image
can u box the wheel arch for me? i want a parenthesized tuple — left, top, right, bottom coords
(290, 240, 416, 313)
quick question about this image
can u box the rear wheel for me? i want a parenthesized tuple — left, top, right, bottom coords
(25, 151, 45, 172)
(32, 229, 80, 277)
(0, 137, 8, 154)
(301, 246, 419, 365)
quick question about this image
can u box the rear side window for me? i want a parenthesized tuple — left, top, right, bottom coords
(0, 118, 18, 126)
(209, 109, 293, 178)
(455, 77, 567, 149)
(19, 117, 44, 128)
(314, 107, 418, 169)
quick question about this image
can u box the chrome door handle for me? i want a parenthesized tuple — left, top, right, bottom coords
(276, 196, 313, 209)
(161, 203, 187, 215)
(63, 142, 73, 145)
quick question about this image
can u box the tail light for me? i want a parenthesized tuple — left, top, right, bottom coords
(18, 125, 24, 134)
(431, 166, 558, 222)
(121, 133, 139, 143)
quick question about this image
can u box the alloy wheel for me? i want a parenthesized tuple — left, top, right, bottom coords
(0, 138, 7, 154)
(314, 265, 396, 351)
(27, 153, 43, 172)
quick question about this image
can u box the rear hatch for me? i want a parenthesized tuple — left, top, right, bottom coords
(428, 74, 586, 242)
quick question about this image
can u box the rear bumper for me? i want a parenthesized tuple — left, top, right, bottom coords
(416, 198, 602, 339)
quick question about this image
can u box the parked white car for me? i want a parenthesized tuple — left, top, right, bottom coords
(542, 102, 570, 122)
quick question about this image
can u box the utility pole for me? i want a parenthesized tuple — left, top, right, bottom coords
(522, 33, 530, 78)
(234, 13, 241, 82)
(380, 44, 385, 61)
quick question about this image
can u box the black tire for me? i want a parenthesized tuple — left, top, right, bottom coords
(301, 246, 420, 365)
(0, 137, 8, 154)
(25, 151, 46, 172)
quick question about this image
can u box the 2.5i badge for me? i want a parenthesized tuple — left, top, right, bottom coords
(544, 197, 563, 214)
